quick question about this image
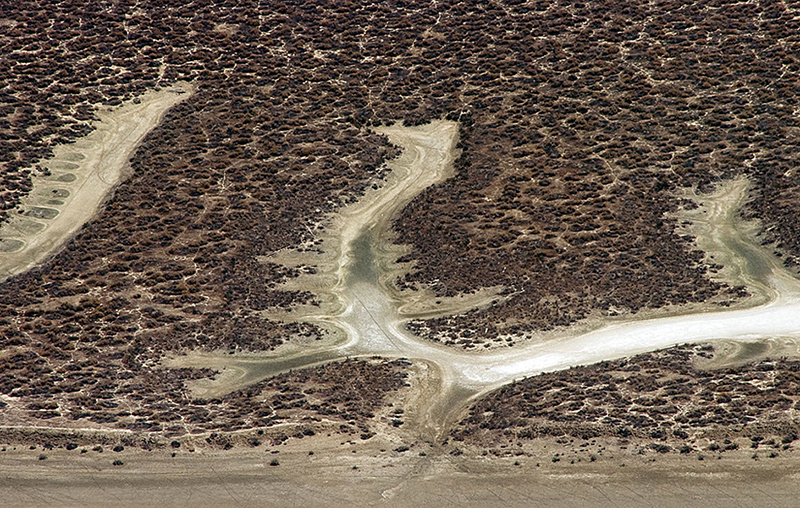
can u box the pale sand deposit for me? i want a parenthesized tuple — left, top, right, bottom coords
(3, 119, 800, 505)
(0, 82, 195, 281)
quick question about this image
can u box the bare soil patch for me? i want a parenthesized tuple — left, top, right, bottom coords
(2, 436, 800, 507)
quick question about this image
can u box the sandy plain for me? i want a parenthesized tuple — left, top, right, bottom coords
(3, 435, 800, 508)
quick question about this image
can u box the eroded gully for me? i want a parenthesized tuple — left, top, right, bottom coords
(172, 120, 800, 442)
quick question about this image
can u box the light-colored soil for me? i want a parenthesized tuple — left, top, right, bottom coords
(695, 336, 800, 370)
(672, 176, 799, 304)
(2, 436, 800, 507)
(0, 82, 195, 282)
(6, 120, 799, 500)
(256, 119, 499, 327)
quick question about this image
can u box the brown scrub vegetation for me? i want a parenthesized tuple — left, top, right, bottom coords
(452, 345, 800, 453)
(391, 2, 800, 345)
(0, 356, 409, 444)
(0, 0, 799, 441)
(2, 0, 798, 347)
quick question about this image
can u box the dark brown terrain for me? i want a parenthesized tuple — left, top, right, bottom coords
(0, 0, 799, 451)
(0, 356, 410, 448)
(453, 344, 800, 458)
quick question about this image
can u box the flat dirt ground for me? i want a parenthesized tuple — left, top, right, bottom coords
(2, 437, 800, 508)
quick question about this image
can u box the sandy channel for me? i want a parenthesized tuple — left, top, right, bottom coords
(0, 82, 195, 281)
(166, 120, 800, 442)
(6, 109, 795, 443)
(3, 118, 800, 505)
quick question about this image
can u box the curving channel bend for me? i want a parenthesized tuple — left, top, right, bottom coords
(170, 120, 800, 441)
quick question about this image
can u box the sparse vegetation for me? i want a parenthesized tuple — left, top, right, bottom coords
(0, 356, 409, 444)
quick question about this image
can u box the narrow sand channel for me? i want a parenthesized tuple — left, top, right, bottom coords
(0, 82, 194, 281)
(171, 120, 800, 440)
